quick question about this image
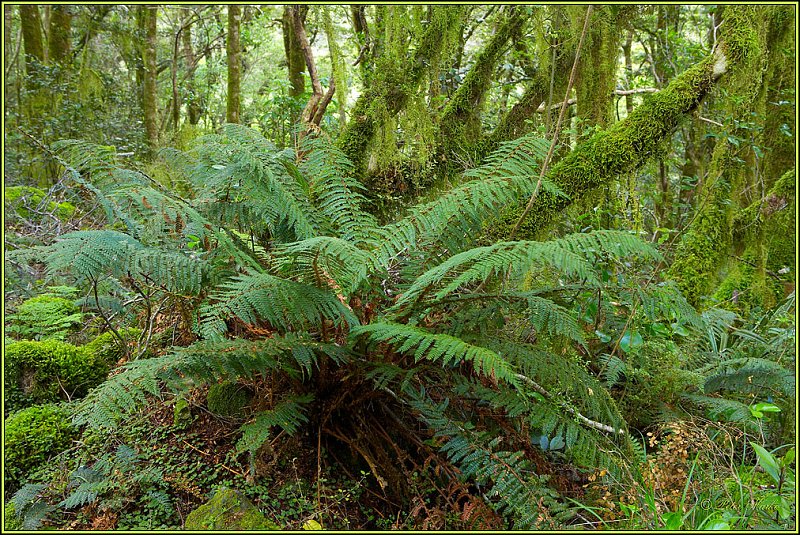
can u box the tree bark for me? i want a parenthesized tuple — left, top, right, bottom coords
(226, 4, 242, 124)
(181, 13, 202, 125)
(142, 5, 159, 150)
(282, 5, 307, 99)
(19, 5, 45, 71)
(48, 5, 72, 64)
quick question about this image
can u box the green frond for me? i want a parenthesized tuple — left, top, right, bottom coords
(703, 357, 795, 399)
(367, 133, 550, 263)
(275, 236, 373, 295)
(393, 230, 659, 314)
(406, 386, 566, 529)
(44, 230, 207, 295)
(353, 323, 518, 385)
(236, 394, 315, 453)
(300, 136, 378, 246)
(73, 335, 321, 428)
(198, 272, 358, 340)
(525, 295, 586, 345)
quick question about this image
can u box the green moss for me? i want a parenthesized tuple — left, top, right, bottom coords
(6, 294, 83, 341)
(4, 404, 77, 489)
(83, 328, 141, 366)
(4, 186, 76, 220)
(206, 381, 252, 418)
(4, 340, 110, 412)
(4, 501, 22, 531)
(184, 488, 279, 530)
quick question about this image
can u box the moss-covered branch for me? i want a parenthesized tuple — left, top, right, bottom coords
(502, 51, 726, 240)
(437, 7, 525, 157)
(338, 7, 464, 173)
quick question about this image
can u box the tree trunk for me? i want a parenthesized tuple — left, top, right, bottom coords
(436, 7, 524, 168)
(338, 6, 463, 174)
(282, 5, 308, 100)
(226, 4, 242, 124)
(182, 14, 202, 125)
(573, 6, 625, 137)
(142, 5, 159, 150)
(19, 5, 45, 71)
(665, 5, 785, 306)
(48, 5, 72, 64)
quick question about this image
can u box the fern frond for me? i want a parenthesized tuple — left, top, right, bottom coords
(393, 230, 656, 314)
(353, 323, 518, 386)
(236, 394, 315, 453)
(44, 230, 207, 295)
(703, 357, 795, 399)
(275, 236, 373, 295)
(300, 136, 378, 245)
(198, 272, 358, 340)
(73, 335, 318, 428)
(367, 133, 550, 264)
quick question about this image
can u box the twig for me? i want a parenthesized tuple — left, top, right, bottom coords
(515, 373, 624, 435)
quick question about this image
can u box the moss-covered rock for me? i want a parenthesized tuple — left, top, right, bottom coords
(206, 381, 252, 418)
(184, 488, 279, 530)
(4, 340, 110, 412)
(4, 403, 77, 489)
(5, 293, 83, 341)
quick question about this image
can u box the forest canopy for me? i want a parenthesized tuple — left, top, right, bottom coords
(2, 4, 796, 531)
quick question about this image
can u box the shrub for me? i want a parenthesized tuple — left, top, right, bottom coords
(4, 404, 77, 489)
(4, 340, 110, 412)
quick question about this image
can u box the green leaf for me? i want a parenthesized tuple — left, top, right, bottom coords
(549, 435, 565, 450)
(750, 442, 781, 484)
(661, 511, 683, 530)
(595, 330, 611, 343)
(619, 330, 643, 353)
(671, 323, 690, 337)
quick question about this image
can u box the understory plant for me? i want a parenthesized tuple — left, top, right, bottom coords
(23, 125, 788, 527)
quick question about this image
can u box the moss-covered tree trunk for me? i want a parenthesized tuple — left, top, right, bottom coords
(667, 6, 791, 307)
(226, 5, 242, 124)
(435, 7, 524, 173)
(478, 6, 575, 158)
(182, 13, 202, 125)
(282, 5, 307, 100)
(500, 21, 742, 241)
(337, 6, 463, 174)
(142, 5, 159, 151)
(573, 6, 625, 136)
(48, 5, 72, 64)
(19, 5, 45, 71)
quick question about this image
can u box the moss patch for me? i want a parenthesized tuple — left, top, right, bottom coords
(184, 487, 279, 530)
